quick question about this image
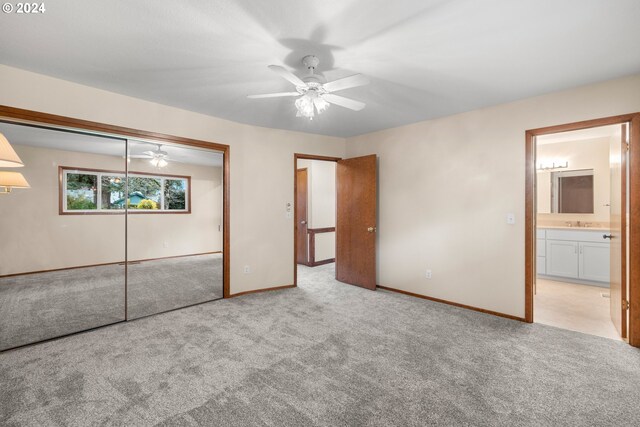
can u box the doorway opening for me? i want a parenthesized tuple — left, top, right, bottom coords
(0, 106, 230, 352)
(293, 153, 378, 291)
(525, 113, 640, 347)
(295, 155, 338, 287)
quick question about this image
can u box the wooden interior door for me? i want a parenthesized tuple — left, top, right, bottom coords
(610, 123, 628, 338)
(336, 154, 377, 290)
(296, 168, 309, 265)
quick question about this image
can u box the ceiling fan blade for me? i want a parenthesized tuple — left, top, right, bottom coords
(268, 65, 306, 87)
(323, 74, 369, 93)
(323, 94, 366, 111)
(247, 92, 300, 99)
(128, 154, 151, 159)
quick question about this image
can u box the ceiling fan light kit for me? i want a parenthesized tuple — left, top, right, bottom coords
(248, 55, 369, 120)
(128, 143, 170, 168)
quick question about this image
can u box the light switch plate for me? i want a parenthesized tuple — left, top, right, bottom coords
(507, 213, 515, 225)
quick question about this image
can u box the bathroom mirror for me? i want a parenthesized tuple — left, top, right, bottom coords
(551, 169, 594, 214)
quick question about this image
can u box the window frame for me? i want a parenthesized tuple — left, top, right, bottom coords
(59, 166, 191, 215)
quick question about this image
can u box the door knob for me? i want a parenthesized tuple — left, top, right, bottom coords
(603, 234, 613, 239)
(301, 220, 307, 225)
(367, 227, 376, 233)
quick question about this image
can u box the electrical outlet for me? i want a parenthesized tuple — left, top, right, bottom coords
(426, 269, 432, 279)
(163, 241, 169, 248)
(286, 211, 293, 219)
(243, 265, 251, 274)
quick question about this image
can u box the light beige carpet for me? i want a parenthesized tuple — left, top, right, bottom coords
(0, 254, 222, 351)
(1, 263, 639, 426)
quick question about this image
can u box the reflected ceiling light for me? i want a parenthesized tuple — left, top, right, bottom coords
(0, 171, 30, 194)
(149, 157, 168, 168)
(130, 143, 170, 167)
(0, 132, 25, 167)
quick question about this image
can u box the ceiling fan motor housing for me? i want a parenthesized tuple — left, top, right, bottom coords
(302, 55, 320, 70)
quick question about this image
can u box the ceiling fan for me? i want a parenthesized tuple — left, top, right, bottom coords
(128, 143, 170, 168)
(248, 55, 369, 120)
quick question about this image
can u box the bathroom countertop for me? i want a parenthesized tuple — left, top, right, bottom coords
(537, 226, 610, 232)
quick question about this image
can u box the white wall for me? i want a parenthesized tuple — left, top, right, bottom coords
(296, 159, 336, 262)
(0, 65, 346, 294)
(0, 144, 222, 275)
(346, 73, 640, 318)
(2, 64, 639, 312)
(537, 137, 610, 226)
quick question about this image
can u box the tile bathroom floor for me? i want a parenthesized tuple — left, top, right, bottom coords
(535, 278, 622, 341)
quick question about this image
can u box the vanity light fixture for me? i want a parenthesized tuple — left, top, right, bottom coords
(0, 171, 30, 194)
(537, 160, 569, 171)
(0, 132, 25, 167)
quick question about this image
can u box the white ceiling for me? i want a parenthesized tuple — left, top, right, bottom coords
(0, 122, 224, 167)
(1, 0, 639, 138)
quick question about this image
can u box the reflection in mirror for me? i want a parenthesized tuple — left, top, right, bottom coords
(551, 169, 594, 214)
(0, 122, 126, 351)
(126, 140, 223, 319)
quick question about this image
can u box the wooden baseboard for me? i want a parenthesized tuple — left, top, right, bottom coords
(230, 284, 295, 298)
(377, 285, 526, 322)
(0, 251, 222, 279)
(308, 258, 335, 267)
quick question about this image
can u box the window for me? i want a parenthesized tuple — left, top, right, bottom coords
(60, 167, 190, 214)
(66, 173, 98, 210)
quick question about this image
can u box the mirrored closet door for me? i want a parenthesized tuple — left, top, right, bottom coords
(0, 122, 127, 351)
(0, 122, 225, 351)
(125, 141, 224, 319)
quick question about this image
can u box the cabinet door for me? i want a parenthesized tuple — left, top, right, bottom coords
(579, 242, 610, 283)
(546, 240, 579, 278)
(537, 256, 546, 275)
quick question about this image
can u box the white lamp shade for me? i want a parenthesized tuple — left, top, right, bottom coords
(0, 171, 30, 188)
(0, 132, 24, 167)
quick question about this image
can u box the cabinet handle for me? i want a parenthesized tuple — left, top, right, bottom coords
(603, 234, 613, 239)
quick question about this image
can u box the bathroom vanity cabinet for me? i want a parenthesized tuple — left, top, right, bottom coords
(536, 228, 610, 286)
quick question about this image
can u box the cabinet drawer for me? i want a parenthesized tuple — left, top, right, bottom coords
(546, 229, 609, 243)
